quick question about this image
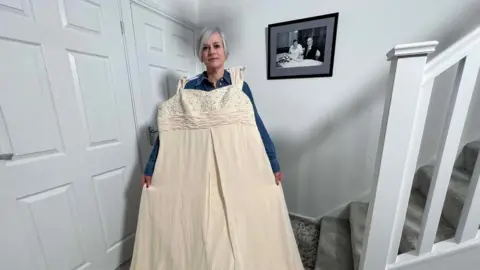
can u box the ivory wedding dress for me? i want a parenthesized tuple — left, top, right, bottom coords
(130, 67, 303, 270)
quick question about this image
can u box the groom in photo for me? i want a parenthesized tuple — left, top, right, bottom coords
(303, 37, 321, 61)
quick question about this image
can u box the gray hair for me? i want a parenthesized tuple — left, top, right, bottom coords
(196, 27, 229, 62)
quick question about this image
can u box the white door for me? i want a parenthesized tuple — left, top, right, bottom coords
(124, 1, 198, 165)
(0, 1, 140, 270)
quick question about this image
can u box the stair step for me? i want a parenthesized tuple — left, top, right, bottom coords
(315, 217, 354, 270)
(347, 191, 456, 265)
(463, 141, 479, 175)
(349, 202, 368, 270)
(399, 189, 456, 253)
(417, 165, 470, 227)
(456, 141, 479, 175)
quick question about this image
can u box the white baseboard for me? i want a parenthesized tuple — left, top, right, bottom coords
(289, 212, 318, 223)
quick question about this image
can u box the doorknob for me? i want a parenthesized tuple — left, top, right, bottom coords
(0, 153, 13, 161)
(147, 126, 158, 146)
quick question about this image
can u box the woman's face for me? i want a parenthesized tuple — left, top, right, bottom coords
(201, 32, 226, 69)
(293, 41, 298, 46)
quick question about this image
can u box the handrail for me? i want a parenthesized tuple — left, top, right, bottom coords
(423, 26, 480, 83)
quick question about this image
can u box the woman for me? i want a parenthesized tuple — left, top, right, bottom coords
(131, 27, 303, 270)
(142, 30, 283, 187)
(288, 39, 303, 60)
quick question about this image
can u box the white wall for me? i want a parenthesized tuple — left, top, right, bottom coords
(198, 0, 480, 218)
(146, 0, 199, 24)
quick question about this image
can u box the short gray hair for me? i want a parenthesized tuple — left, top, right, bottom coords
(196, 27, 229, 62)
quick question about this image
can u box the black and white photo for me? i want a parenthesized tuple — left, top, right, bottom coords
(268, 13, 339, 79)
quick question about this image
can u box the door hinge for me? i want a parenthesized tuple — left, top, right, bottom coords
(120, 21, 125, 35)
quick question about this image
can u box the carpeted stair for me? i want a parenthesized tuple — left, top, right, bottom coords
(316, 217, 353, 270)
(289, 140, 479, 270)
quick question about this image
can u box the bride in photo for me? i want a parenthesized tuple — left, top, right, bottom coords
(288, 39, 304, 60)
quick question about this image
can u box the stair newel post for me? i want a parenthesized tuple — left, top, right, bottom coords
(359, 42, 438, 270)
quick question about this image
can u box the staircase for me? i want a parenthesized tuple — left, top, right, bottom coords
(291, 141, 478, 270)
(291, 27, 480, 270)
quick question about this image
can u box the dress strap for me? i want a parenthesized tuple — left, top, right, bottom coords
(229, 66, 245, 86)
(176, 76, 189, 94)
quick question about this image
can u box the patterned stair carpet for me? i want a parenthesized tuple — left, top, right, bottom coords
(289, 214, 320, 270)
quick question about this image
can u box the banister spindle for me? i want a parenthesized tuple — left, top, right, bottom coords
(418, 48, 480, 254)
(360, 41, 438, 270)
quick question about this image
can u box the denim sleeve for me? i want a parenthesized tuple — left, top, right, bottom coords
(242, 82, 281, 173)
(143, 136, 159, 176)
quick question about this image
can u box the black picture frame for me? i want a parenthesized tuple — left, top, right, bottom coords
(267, 13, 339, 80)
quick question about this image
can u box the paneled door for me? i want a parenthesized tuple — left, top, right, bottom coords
(124, 1, 198, 166)
(0, 1, 140, 270)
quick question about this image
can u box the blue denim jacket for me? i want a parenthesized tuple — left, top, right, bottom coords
(143, 70, 280, 176)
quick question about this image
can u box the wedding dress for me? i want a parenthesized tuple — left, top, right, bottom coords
(130, 67, 303, 270)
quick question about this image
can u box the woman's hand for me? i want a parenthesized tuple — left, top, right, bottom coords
(275, 172, 283, 185)
(142, 175, 152, 188)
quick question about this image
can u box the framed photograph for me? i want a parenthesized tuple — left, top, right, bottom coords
(267, 13, 339, 79)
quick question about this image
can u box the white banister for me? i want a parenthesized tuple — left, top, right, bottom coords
(417, 47, 480, 255)
(456, 153, 480, 243)
(359, 41, 438, 270)
(423, 27, 480, 82)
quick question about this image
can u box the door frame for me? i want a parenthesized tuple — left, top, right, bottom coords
(117, 0, 201, 170)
